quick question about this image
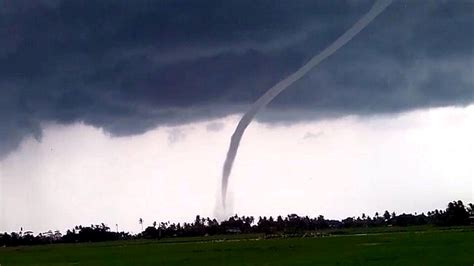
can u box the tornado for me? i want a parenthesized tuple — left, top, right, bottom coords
(221, 0, 393, 208)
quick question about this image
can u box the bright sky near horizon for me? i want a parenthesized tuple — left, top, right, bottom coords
(1, 105, 472, 233)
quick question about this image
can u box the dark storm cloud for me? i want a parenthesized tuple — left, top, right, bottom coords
(0, 0, 473, 156)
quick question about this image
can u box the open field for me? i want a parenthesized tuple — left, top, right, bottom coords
(1, 227, 473, 265)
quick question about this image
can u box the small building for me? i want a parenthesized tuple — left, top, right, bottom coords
(225, 228, 241, 234)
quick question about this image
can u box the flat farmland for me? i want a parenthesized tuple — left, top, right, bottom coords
(1, 228, 473, 265)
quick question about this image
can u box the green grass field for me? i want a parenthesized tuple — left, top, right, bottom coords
(1, 227, 473, 265)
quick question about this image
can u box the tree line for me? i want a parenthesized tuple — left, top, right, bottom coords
(1, 200, 472, 247)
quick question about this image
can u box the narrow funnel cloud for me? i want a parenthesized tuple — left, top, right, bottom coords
(221, 0, 393, 208)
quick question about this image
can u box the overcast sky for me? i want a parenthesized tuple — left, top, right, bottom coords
(1, 0, 473, 233)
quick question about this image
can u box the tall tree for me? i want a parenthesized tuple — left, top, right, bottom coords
(139, 218, 144, 231)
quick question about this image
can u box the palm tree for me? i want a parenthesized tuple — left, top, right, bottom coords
(139, 218, 144, 231)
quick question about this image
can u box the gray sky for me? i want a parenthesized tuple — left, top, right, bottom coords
(0, 0, 473, 233)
